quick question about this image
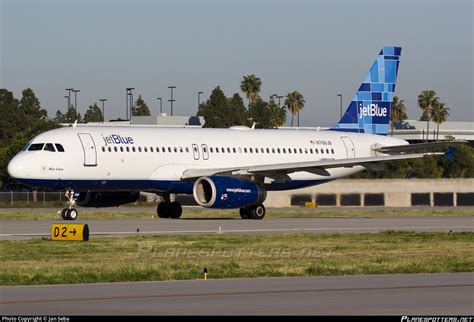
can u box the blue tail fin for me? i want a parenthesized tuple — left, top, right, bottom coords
(330, 46, 402, 135)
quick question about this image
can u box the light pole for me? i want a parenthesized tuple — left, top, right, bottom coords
(99, 99, 107, 122)
(157, 97, 162, 115)
(65, 88, 73, 112)
(198, 91, 203, 109)
(168, 86, 176, 116)
(72, 89, 80, 119)
(277, 95, 284, 108)
(337, 94, 342, 118)
(126, 88, 135, 120)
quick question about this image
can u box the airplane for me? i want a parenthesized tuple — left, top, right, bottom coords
(7, 46, 465, 220)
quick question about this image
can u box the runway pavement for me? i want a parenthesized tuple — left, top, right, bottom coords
(1, 273, 472, 315)
(0, 216, 472, 240)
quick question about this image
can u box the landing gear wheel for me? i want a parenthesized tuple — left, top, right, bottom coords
(66, 208, 78, 221)
(248, 204, 265, 220)
(61, 208, 68, 220)
(239, 208, 250, 219)
(169, 202, 182, 219)
(157, 202, 170, 218)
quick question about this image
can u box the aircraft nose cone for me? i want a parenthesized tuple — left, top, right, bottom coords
(7, 156, 24, 178)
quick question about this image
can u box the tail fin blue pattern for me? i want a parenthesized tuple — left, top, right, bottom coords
(330, 46, 402, 135)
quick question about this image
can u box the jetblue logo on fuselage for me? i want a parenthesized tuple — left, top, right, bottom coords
(102, 134, 134, 146)
(358, 103, 387, 119)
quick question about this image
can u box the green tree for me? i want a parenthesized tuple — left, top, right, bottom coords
(54, 105, 82, 123)
(247, 99, 272, 129)
(198, 87, 232, 128)
(431, 101, 449, 140)
(285, 91, 305, 127)
(0, 89, 20, 147)
(132, 95, 151, 116)
(84, 103, 104, 123)
(240, 74, 262, 106)
(418, 90, 439, 142)
(390, 96, 407, 136)
(268, 99, 286, 128)
(227, 93, 249, 126)
(18, 88, 47, 121)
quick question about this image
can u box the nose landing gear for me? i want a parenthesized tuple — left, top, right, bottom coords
(60, 189, 78, 220)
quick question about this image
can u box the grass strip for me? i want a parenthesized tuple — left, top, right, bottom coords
(1, 231, 472, 285)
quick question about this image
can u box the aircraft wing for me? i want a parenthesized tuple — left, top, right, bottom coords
(181, 152, 442, 180)
(373, 140, 467, 154)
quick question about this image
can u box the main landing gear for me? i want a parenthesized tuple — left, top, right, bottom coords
(157, 194, 182, 219)
(239, 204, 266, 220)
(61, 189, 78, 221)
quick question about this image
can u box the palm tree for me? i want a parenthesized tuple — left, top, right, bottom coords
(240, 74, 262, 106)
(268, 102, 287, 128)
(417, 90, 439, 142)
(285, 91, 305, 127)
(431, 101, 449, 140)
(390, 96, 407, 136)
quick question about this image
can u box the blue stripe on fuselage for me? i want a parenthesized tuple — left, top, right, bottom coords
(13, 178, 330, 193)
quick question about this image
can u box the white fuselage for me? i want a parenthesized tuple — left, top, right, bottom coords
(7, 125, 407, 193)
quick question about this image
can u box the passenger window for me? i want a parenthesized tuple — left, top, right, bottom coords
(255, 148, 258, 154)
(210, 147, 214, 153)
(120, 146, 124, 152)
(215, 148, 219, 153)
(132, 147, 136, 152)
(331, 148, 334, 154)
(126, 146, 130, 152)
(162, 147, 166, 152)
(108, 146, 112, 152)
(168, 147, 171, 152)
(282, 148, 286, 153)
(150, 147, 154, 152)
(272, 148, 275, 153)
(174, 147, 177, 153)
(28, 143, 44, 151)
(321, 149, 324, 154)
(238, 147, 242, 153)
(244, 148, 247, 153)
(180, 147, 183, 153)
(233, 147, 236, 153)
(266, 148, 270, 153)
(288, 148, 292, 154)
(249, 148, 253, 153)
(55, 144, 65, 152)
(185, 147, 189, 153)
(305, 148, 308, 154)
(277, 148, 280, 153)
(310, 149, 313, 154)
(227, 147, 231, 153)
(299, 148, 303, 154)
(114, 146, 118, 152)
(261, 148, 264, 153)
(102, 147, 105, 152)
(326, 148, 329, 154)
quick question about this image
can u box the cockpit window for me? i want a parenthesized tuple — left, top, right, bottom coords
(28, 143, 44, 151)
(55, 143, 65, 152)
(44, 143, 56, 152)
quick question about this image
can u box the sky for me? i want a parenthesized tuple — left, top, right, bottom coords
(1, 0, 473, 126)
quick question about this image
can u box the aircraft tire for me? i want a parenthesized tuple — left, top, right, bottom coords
(248, 204, 265, 220)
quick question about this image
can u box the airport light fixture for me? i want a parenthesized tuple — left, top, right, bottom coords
(65, 88, 74, 111)
(72, 89, 80, 119)
(157, 97, 162, 115)
(168, 86, 176, 116)
(198, 91, 203, 109)
(276, 95, 284, 108)
(99, 99, 107, 122)
(337, 94, 343, 118)
(126, 88, 135, 119)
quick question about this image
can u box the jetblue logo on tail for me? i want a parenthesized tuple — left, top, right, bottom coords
(358, 103, 387, 119)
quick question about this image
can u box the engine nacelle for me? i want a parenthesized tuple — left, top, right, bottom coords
(76, 191, 140, 208)
(193, 176, 266, 209)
